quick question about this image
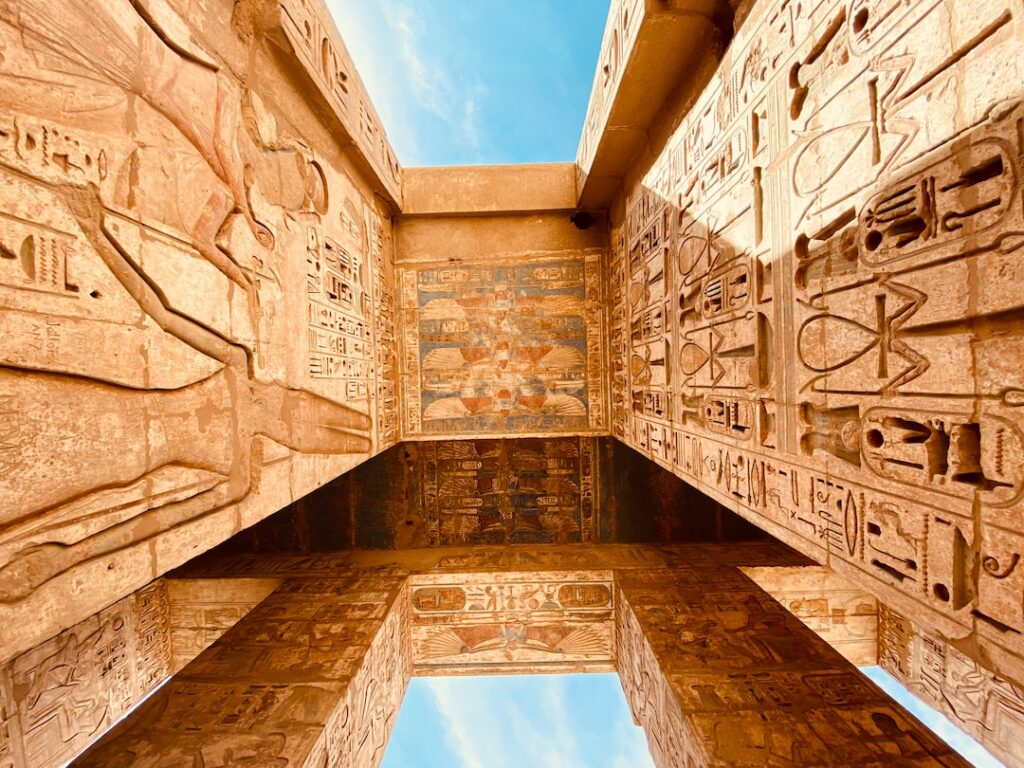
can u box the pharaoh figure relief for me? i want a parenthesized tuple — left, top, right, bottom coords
(0, 0, 385, 606)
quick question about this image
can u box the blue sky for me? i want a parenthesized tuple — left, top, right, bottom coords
(326, 0, 610, 166)
(381, 674, 655, 768)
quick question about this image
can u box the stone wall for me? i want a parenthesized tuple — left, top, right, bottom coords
(605, 0, 1024, 687)
(0, 0, 401, 663)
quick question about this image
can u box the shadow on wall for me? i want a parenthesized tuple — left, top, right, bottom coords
(207, 437, 769, 554)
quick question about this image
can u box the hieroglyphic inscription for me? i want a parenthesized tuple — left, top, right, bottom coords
(417, 438, 600, 546)
(616, 577, 702, 767)
(369, 207, 399, 449)
(0, 579, 174, 768)
(133, 580, 171, 691)
(577, 0, 645, 174)
(608, 225, 630, 439)
(602, 0, 1024, 687)
(742, 565, 878, 665)
(305, 214, 373, 399)
(399, 257, 606, 436)
(326, 577, 410, 768)
(75, 569, 410, 768)
(12, 602, 135, 766)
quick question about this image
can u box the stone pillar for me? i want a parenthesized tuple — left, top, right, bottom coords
(616, 567, 966, 767)
(72, 568, 410, 768)
(879, 605, 1024, 767)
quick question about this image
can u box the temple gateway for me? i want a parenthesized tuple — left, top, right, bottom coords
(1, 0, 1023, 765)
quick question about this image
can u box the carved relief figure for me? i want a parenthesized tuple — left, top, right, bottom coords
(0, 0, 380, 605)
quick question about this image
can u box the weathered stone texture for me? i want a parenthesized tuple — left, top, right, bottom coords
(210, 436, 770, 551)
(408, 570, 616, 676)
(3, 0, 1024, 762)
(743, 565, 878, 665)
(0, 579, 173, 767)
(617, 566, 964, 766)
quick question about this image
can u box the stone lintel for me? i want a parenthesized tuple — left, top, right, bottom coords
(575, 0, 731, 208)
(401, 164, 579, 216)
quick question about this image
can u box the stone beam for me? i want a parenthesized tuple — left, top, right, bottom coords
(262, 0, 403, 206)
(607, 0, 1024, 691)
(166, 577, 281, 674)
(575, 0, 733, 208)
(616, 567, 966, 766)
(408, 570, 617, 676)
(72, 568, 410, 768)
(742, 565, 878, 665)
(60, 546, 962, 768)
(0, 581, 171, 768)
(402, 164, 578, 216)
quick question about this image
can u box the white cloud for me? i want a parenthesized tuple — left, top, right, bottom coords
(424, 677, 509, 768)
(378, 0, 487, 157)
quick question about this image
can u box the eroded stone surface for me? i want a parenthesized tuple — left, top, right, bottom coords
(408, 570, 616, 675)
(166, 577, 281, 673)
(223, 437, 769, 550)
